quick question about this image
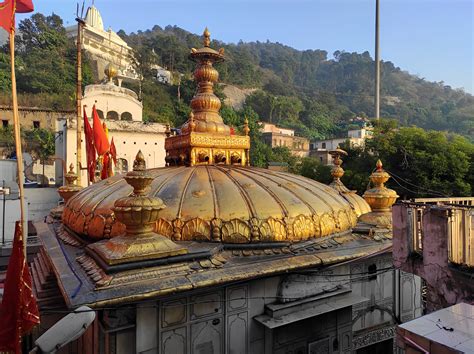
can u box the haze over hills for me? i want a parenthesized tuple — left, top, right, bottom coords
(120, 25, 474, 140)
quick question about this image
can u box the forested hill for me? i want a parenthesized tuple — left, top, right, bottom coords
(0, 14, 472, 140)
(121, 25, 473, 139)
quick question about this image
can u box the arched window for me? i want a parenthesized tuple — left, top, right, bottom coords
(96, 110, 105, 119)
(121, 112, 133, 121)
(114, 158, 128, 175)
(106, 111, 119, 120)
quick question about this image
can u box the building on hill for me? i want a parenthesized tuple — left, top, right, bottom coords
(260, 122, 310, 157)
(0, 105, 74, 132)
(66, 5, 139, 83)
(31, 29, 424, 354)
(56, 64, 167, 187)
(310, 126, 373, 165)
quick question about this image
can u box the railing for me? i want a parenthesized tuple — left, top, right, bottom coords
(404, 199, 474, 268)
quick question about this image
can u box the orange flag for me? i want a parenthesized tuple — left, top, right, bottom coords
(92, 105, 110, 156)
(110, 137, 117, 166)
(0, 222, 40, 354)
(0, 0, 34, 33)
(83, 107, 96, 183)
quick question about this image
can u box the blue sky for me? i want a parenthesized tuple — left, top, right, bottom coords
(15, 0, 474, 93)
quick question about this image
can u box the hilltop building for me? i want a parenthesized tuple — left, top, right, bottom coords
(310, 126, 373, 165)
(66, 5, 139, 83)
(260, 122, 310, 157)
(56, 64, 167, 187)
(32, 29, 423, 354)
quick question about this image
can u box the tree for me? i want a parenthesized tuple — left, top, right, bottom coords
(25, 128, 55, 186)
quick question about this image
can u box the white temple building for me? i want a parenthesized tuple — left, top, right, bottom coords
(66, 5, 139, 82)
(56, 65, 167, 187)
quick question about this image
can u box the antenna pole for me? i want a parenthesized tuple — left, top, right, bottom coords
(374, 0, 381, 120)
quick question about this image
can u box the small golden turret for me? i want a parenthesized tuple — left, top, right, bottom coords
(87, 151, 188, 265)
(359, 159, 399, 228)
(164, 28, 250, 167)
(329, 149, 349, 192)
(58, 164, 82, 203)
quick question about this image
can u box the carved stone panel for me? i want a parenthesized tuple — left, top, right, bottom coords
(226, 285, 248, 313)
(162, 298, 187, 328)
(190, 291, 223, 320)
(162, 327, 187, 354)
(227, 312, 248, 354)
(191, 317, 224, 354)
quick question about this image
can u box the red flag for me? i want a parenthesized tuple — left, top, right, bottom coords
(0, 0, 34, 33)
(0, 222, 40, 354)
(92, 105, 110, 156)
(83, 107, 96, 183)
(110, 137, 117, 166)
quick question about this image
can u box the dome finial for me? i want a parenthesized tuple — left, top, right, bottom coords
(203, 27, 211, 47)
(189, 111, 196, 132)
(133, 150, 146, 172)
(104, 63, 118, 84)
(243, 117, 250, 136)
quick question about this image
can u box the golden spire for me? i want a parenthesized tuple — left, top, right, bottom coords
(58, 163, 82, 203)
(329, 149, 349, 192)
(243, 117, 250, 136)
(104, 63, 118, 84)
(359, 159, 399, 228)
(87, 151, 188, 265)
(203, 27, 211, 47)
(164, 28, 250, 167)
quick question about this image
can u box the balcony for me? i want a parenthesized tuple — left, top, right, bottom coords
(392, 198, 474, 311)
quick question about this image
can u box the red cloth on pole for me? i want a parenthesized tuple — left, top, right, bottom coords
(83, 107, 96, 183)
(110, 137, 117, 166)
(0, 0, 34, 33)
(0, 222, 40, 354)
(15, 0, 34, 13)
(101, 153, 111, 180)
(92, 105, 110, 156)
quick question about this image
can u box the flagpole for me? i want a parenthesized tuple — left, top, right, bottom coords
(76, 17, 85, 186)
(9, 29, 27, 255)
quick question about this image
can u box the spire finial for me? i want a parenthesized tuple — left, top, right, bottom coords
(376, 159, 383, 171)
(243, 117, 250, 136)
(133, 150, 146, 171)
(189, 111, 196, 132)
(203, 27, 211, 47)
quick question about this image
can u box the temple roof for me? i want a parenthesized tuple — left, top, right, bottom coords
(63, 165, 359, 243)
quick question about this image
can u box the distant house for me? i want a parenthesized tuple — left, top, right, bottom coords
(259, 122, 310, 157)
(310, 126, 373, 165)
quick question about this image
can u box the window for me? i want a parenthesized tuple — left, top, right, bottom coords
(322, 142, 326, 149)
(121, 112, 133, 121)
(114, 158, 129, 175)
(368, 264, 377, 281)
(97, 110, 105, 119)
(319, 157, 323, 162)
(106, 111, 119, 120)
(33, 121, 40, 129)
(2, 120, 8, 128)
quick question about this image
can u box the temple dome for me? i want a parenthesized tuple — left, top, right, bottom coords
(62, 165, 359, 243)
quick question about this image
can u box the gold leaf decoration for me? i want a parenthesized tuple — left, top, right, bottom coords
(293, 215, 315, 240)
(182, 218, 211, 241)
(260, 218, 287, 241)
(221, 219, 251, 243)
(155, 218, 173, 238)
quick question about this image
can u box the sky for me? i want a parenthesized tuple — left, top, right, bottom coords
(12, 0, 474, 94)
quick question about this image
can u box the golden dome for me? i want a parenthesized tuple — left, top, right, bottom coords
(62, 165, 358, 243)
(104, 63, 118, 82)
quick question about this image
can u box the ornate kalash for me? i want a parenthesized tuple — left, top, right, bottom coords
(164, 28, 250, 166)
(359, 159, 399, 228)
(58, 164, 83, 203)
(87, 151, 187, 265)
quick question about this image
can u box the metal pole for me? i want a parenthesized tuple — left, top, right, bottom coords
(375, 0, 380, 120)
(2, 180, 5, 245)
(9, 30, 28, 254)
(76, 18, 85, 186)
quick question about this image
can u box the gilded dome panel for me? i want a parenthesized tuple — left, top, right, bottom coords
(63, 165, 358, 243)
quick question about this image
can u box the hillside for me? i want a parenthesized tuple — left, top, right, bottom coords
(121, 25, 474, 140)
(0, 14, 472, 141)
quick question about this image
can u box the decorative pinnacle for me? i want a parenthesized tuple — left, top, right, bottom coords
(203, 27, 211, 47)
(133, 150, 146, 171)
(243, 117, 250, 136)
(376, 159, 383, 171)
(68, 163, 74, 173)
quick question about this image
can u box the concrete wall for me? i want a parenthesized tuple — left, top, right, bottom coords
(0, 106, 74, 131)
(24, 188, 60, 222)
(393, 204, 474, 312)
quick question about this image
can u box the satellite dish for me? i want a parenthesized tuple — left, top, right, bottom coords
(33, 306, 96, 354)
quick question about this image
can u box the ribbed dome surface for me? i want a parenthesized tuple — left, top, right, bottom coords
(63, 165, 359, 243)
